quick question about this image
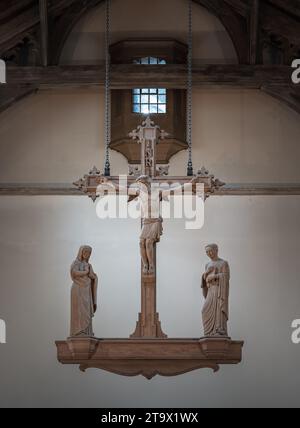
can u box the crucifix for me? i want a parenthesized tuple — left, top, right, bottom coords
(129, 116, 168, 339)
(73, 116, 225, 341)
(55, 1, 243, 379)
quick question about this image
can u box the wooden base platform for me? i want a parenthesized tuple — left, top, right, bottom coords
(55, 337, 243, 379)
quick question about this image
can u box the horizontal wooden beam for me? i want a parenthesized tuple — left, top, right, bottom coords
(5, 64, 295, 89)
(1, 183, 300, 196)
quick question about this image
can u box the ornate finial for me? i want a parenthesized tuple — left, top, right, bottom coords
(143, 115, 154, 128)
(197, 167, 210, 177)
(89, 166, 101, 175)
(129, 116, 169, 145)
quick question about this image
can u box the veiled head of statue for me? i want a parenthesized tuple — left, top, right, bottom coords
(205, 244, 218, 259)
(77, 245, 92, 262)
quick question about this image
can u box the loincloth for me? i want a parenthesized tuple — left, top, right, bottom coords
(140, 218, 163, 242)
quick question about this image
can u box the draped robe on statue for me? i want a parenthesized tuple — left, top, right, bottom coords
(70, 247, 98, 337)
(201, 258, 230, 337)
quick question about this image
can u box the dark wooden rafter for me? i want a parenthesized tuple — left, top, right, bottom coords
(5, 64, 294, 88)
(0, 0, 89, 58)
(260, 1, 300, 65)
(224, 0, 250, 18)
(0, 0, 35, 25)
(39, 0, 48, 67)
(250, 0, 260, 64)
(267, 0, 300, 20)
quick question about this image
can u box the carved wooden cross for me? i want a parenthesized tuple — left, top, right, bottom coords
(129, 116, 169, 338)
(74, 116, 225, 339)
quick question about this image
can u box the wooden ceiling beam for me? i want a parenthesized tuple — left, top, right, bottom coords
(250, 0, 260, 65)
(5, 64, 294, 89)
(224, 0, 250, 17)
(39, 0, 48, 67)
(4, 64, 299, 115)
(0, 0, 35, 24)
(267, 0, 300, 20)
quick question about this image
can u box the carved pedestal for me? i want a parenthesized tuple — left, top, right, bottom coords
(56, 337, 244, 379)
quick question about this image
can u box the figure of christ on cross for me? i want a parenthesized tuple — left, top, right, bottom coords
(136, 175, 163, 276)
(128, 174, 187, 277)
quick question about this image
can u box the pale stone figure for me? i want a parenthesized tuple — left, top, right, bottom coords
(201, 244, 230, 337)
(137, 175, 163, 275)
(70, 246, 98, 337)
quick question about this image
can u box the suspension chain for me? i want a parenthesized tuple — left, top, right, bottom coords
(104, 0, 111, 176)
(187, 0, 193, 176)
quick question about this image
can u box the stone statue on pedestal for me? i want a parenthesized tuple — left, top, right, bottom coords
(201, 244, 230, 337)
(70, 246, 98, 337)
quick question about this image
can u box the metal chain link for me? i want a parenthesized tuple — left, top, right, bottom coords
(187, 0, 193, 176)
(104, 0, 111, 176)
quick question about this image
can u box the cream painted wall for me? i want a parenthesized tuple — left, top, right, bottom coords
(0, 88, 300, 183)
(0, 195, 300, 408)
(60, 0, 237, 65)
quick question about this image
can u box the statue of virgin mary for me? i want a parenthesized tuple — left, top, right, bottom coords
(201, 244, 230, 337)
(70, 246, 98, 337)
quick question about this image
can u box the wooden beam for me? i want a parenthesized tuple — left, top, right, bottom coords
(39, 0, 48, 67)
(0, 0, 34, 24)
(224, 0, 250, 17)
(2, 64, 299, 114)
(267, 0, 300, 20)
(249, 0, 260, 65)
(0, 8, 40, 55)
(261, 1, 300, 48)
(1, 183, 300, 197)
(0, 0, 84, 55)
(5, 64, 294, 89)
